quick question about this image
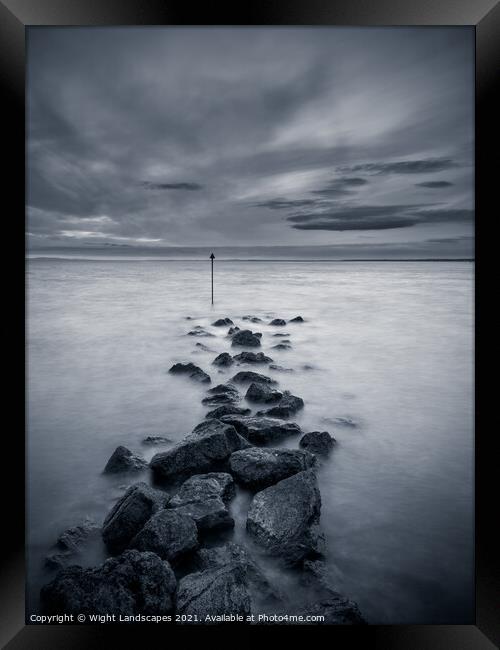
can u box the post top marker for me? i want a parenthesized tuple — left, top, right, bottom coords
(210, 253, 215, 259)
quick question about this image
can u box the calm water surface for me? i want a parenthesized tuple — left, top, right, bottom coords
(27, 260, 474, 623)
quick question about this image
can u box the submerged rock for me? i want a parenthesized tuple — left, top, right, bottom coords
(323, 416, 358, 428)
(242, 315, 263, 323)
(187, 328, 215, 338)
(129, 510, 198, 563)
(289, 316, 305, 323)
(269, 364, 294, 373)
(219, 415, 302, 445)
(299, 431, 336, 455)
(194, 342, 214, 352)
(269, 319, 286, 326)
(212, 318, 234, 327)
(272, 333, 290, 337)
(102, 482, 168, 554)
(231, 329, 262, 348)
(231, 370, 277, 385)
(201, 383, 240, 405)
(293, 598, 365, 624)
(246, 470, 323, 565)
(229, 447, 316, 490)
(272, 343, 292, 351)
(169, 362, 211, 384)
(245, 382, 283, 404)
(205, 404, 251, 419)
(150, 420, 246, 480)
(45, 519, 100, 570)
(41, 550, 176, 616)
(256, 391, 304, 418)
(212, 352, 234, 367)
(103, 446, 147, 474)
(233, 351, 273, 364)
(142, 435, 173, 446)
(167, 473, 235, 531)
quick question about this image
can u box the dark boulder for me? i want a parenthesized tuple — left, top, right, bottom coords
(299, 431, 336, 455)
(205, 404, 251, 419)
(142, 435, 172, 446)
(201, 383, 240, 406)
(272, 333, 290, 337)
(220, 415, 302, 445)
(231, 370, 277, 385)
(233, 351, 273, 364)
(245, 382, 283, 403)
(169, 362, 211, 384)
(150, 420, 246, 480)
(103, 446, 147, 474)
(212, 318, 234, 327)
(231, 329, 262, 348)
(256, 391, 304, 418)
(41, 550, 176, 615)
(102, 483, 168, 554)
(289, 316, 305, 323)
(227, 326, 241, 337)
(293, 598, 365, 624)
(212, 352, 234, 367)
(167, 473, 235, 531)
(246, 470, 323, 565)
(229, 448, 316, 490)
(269, 319, 286, 326)
(45, 519, 100, 570)
(129, 510, 198, 563)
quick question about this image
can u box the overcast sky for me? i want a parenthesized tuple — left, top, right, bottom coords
(27, 27, 474, 258)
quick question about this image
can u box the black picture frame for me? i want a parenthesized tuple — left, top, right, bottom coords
(2, 1, 498, 646)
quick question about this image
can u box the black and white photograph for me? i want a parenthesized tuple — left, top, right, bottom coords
(25, 25, 475, 626)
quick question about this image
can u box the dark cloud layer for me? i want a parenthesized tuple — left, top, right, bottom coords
(27, 27, 474, 258)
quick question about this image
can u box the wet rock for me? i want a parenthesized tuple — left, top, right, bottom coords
(129, 510, 198, 563)
(201, 383, 240, 405)
(269, 364, 294, 373)
(302, 364, 315, 371)
(167, 473, 235, 531)
(142, 435, 173, 446)
(212, 352, 234, 367)
(45, 519, 100, 570)
(41, 550, 176, 615)
(295, 598, 365, 624)
(150, 420, 246, 480)
(103, 446, 147, 474)
(169, 362, 211, 384)
(233, 351, 273, 364)
(195, 342, 214, 352)
(289, 316, 305, 323)
(323, 416, 358, 428)
(231, 370, 277, 385)
(205, 405, 251, 419)
(246, 470, 323, 565)
(245, 382, 283, 403)
(256, 391, 304, 418)
(187, 327, 215, 338)
(176, 564, 251, 621)
(229, 448, 316, 490)
(272, 333, 290, 337)
(242, 315, 263, 323)
(212, 318, 234, 327)
(299, 431, 336, 455)
(272, 343, 292, 351)
(102, 482, 168, 554)
(269, 318, 286, 326)
(219, 415, 302, 445)
(227, 326, 241, 337)
(231, 329, 262, 348)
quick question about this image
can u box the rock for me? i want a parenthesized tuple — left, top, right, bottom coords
(201, 383, 240, 405)
(272, 343, 292, 351)
(231, 370, 277, 385)
(195, 342, 214, 352)
(205, 404, 251, 419)
(142, 435, 172, 446)
(212, 352, 234, 367)
(246, 470, 323, 565)
(269, 364, 294, 373)
(289, 316, 305, 323)
(193, 543, 279, 604)
(40, 550, 176, 615)
(231, 329, 262, 348)
(212, 318, 234, 326)
(299, 431, 336, 455)
(284, 598, 365, 625)
(272, 333, 290, 337)
(219, 415, 302, 445)
(245, 382, 283, 403)
(167, 473, 235, 531)
(256, 391, 304, 418)
(102, 482, 168, 553)
(227, 326, 241, 337)
(169, 362, 211, 384)
(242, 315, 263, 323)
(323, 416, 358, 428)
(233, 351, 273, 364)
(187, 328, 215, 338)
(56, 518, 99, 553)
(129, 510, 198, 562)
(103, 446, 147, 474)
(269, 319, 286, 326)
(176, 564, 251, 621)
(229, 448, 316, 490)
(150, 419, 246, 480)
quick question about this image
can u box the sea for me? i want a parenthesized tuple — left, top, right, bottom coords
(26, 258, 474, 623)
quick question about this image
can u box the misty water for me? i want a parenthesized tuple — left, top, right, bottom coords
(27, 259, 474, 623)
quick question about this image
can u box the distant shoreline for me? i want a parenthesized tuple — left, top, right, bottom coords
(26, 257, 474, 263)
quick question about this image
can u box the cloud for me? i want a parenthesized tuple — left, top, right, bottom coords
(141, 181, 203, 191)
(415, 181, 454, 188)
(254, 198, 319, 210)
(338, 158, 458, 175)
